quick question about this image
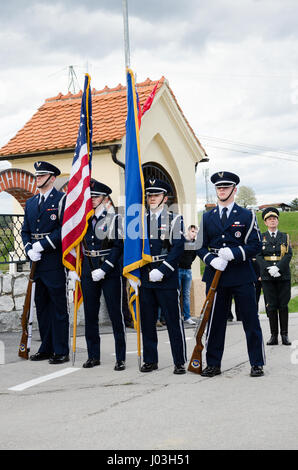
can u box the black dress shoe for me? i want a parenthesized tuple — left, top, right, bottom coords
(250, 365, 264, 377)
(83, 358, 101, 368)
(281, 335, 291, 345)
(173, 365, 186, 375)
(140, 363, 158, 372)
(201, 366, 221, 377)
(114, 361, 126, 371)
(267, 335, 278, 345)
(30, 352, 51, 361)
(49, 354, 70, 364)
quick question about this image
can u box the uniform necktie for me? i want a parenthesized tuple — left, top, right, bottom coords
(221, 207, 228, 226)
(39, 195, 45, 212)
(150, 213, 158, 239)
(92, 215, 97, 229)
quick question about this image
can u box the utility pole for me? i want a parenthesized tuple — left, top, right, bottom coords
(68, 65, 80, 94)
(202, 168, 210, 204)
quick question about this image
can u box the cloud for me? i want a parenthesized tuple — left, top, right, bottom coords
(0, 0, 298, 211)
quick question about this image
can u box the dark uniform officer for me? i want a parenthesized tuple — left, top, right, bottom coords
(139, 178, 187, 375)
(256, 207, 292, 345)
(79, 179, 126, 370)
(197, 171, 265, 377)
(21, 161, 69, 363)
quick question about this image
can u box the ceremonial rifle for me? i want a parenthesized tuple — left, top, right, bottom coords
(188, 270, 222, 374)
(18, 262, 37, 359)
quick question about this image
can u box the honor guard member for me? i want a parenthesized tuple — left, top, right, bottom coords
(139, 178, 187, 375)
(256, 207, 292, 346)
(197, 171, 265, 377)
(69, 179, 126, 370)
(21, 161, 69, 364)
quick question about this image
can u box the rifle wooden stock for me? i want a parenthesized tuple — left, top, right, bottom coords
(188, 270, 222, 374)
(18, 262, 37, 359)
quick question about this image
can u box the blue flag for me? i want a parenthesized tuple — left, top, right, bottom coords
(123, 68, 151, 326)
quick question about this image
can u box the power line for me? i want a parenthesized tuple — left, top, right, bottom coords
(200, 135, 298, 163)
(205, 144, 298, 163)
(200, 135, 298, 158)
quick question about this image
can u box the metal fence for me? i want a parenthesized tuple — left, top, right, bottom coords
(0, 215, 26, 264)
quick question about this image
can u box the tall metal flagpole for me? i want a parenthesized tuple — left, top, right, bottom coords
(122, 0, 131, 69)
(122, 1, 142, 372)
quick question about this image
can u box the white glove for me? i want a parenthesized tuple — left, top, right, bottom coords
(27, 249, 41, 262)
(128, 278, 141, 295)
(68, 270, 80, 290)
(267, 266, 281, 278)
(32, 241, 44, 253)
(91, 268, 106, 282)
(68, 271, 80, 282)
(210, 257, 228, 271)
(149, 269, 164, 282)
(218, 247, 234, 261)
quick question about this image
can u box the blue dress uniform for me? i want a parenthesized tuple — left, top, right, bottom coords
(80, 180, 126, 368)
(139, 179, 187, 373)
(21, 162, 69, 360)
(197, 172, 265, 376)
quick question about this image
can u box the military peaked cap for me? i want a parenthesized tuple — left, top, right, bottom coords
(262, 206, 279, 220)
(90, 178, 112, 196)
(34, 161, 61, 176)
(145, 178, 172, 195)
(210, 171, 240, 187)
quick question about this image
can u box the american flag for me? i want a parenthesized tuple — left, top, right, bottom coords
(62, 74, 93, 304)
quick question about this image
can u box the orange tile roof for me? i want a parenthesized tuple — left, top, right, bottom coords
(0, 77, 206, 157)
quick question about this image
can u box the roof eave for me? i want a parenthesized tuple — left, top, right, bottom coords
(0, 140, 123, 161)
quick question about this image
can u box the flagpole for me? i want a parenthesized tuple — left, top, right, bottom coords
(135, 293, 142, 371)
(122, 0, 130, 69)
(122, 1, 143, 371)
(72, 245, 81, 366)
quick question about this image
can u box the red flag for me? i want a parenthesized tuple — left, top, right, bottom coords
(141, 81, 159, 118)
(138, 81, 159, 129)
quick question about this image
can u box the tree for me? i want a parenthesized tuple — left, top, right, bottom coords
(290, 198, 298, 210)
(236, 186, 257, 208)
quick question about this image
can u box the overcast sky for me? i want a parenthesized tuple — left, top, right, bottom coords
(0, 0, 298, 212)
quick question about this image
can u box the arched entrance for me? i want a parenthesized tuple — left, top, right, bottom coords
(0, 168, 38, 210)
(142, 162, 177, 204)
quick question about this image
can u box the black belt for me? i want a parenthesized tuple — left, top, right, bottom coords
(84, 249, 111, 258)
(209, 248, 220, 254)
(31, 233, 50, 240)
(151, 254, 167, 262)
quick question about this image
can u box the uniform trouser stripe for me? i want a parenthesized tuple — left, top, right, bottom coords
(205, 291, 217, 351)
(140, 287, 187, 366)
(205, 282, 265, 367)
(177, 288, 187, 363)
(34, 271, 69, 356)
(81, 274, 126, 362)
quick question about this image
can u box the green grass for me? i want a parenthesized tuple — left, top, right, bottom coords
(259, 296, 298, 314)
(197, 209, 298, 281)
(199, 209, 298, 244)
(256, 211, 298, 246)
(289, 296, 298, 313)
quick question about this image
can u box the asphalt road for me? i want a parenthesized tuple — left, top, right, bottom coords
(0, 314, 298, 452)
